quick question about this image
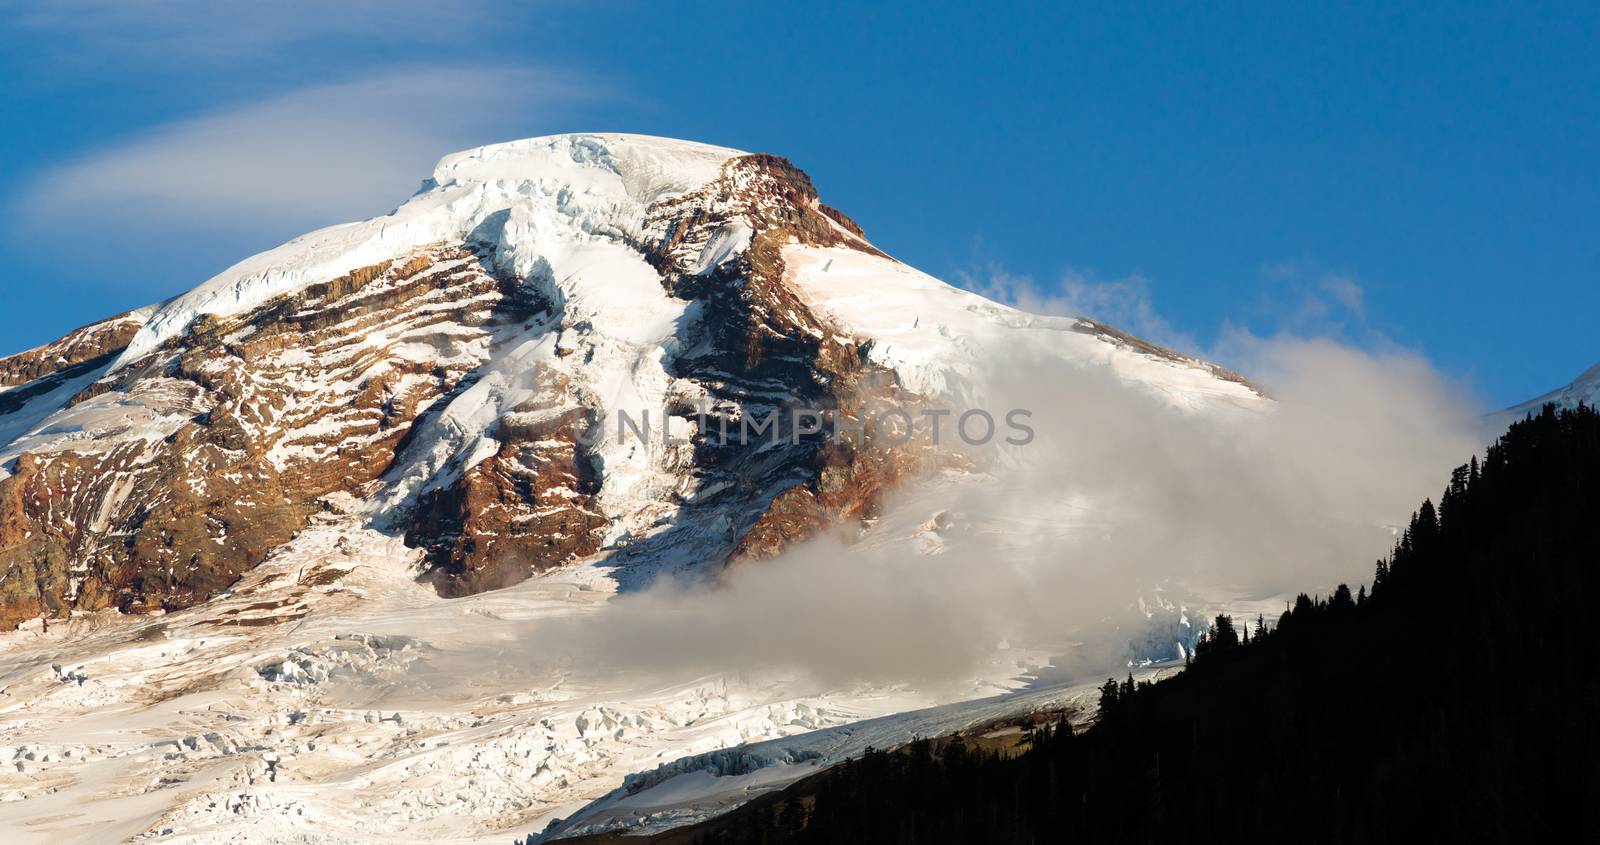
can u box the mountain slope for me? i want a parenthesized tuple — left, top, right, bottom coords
(0, 134, 1260, 630)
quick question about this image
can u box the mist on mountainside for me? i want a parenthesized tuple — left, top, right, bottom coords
(446, 332, 1487, 690)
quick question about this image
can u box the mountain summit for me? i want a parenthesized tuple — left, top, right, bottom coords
(0, 133, 1259, 629)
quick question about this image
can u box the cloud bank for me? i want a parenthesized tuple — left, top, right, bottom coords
(452, 332, 1489, 693)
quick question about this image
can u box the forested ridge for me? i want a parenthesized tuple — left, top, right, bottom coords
(591, 403, 1600, 844)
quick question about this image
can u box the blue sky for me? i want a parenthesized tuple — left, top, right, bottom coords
(1, 1, 1595, 405)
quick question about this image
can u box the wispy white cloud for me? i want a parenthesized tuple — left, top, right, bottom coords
(3, 0, 496, 60)
(14, 66, 596, 243)
(1256, 261, 1371, 337)
(1318, 273, 1365, 314)
(964, 257, 1385, 374)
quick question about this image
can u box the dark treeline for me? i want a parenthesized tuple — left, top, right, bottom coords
(666, 403, 1600, 844)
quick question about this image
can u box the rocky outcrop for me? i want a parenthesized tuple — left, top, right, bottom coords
(0, 309, 148, 388)
(0, 310, 149, 421)
(411, 406, 607, 597)
(1073, 317, 1261, 393)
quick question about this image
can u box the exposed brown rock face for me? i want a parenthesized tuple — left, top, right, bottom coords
(411, 407, 607, 598)
(0, 246, 561, 628)
(639, 154, 943, 564)
(0, 311, 149, 419)
(0, 310, 147, 388)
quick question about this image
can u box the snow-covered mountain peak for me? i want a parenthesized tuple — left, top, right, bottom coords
(115, 133, 746, 369)
(429, 132, 744, 203)
(6, 131, 1264, 630)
